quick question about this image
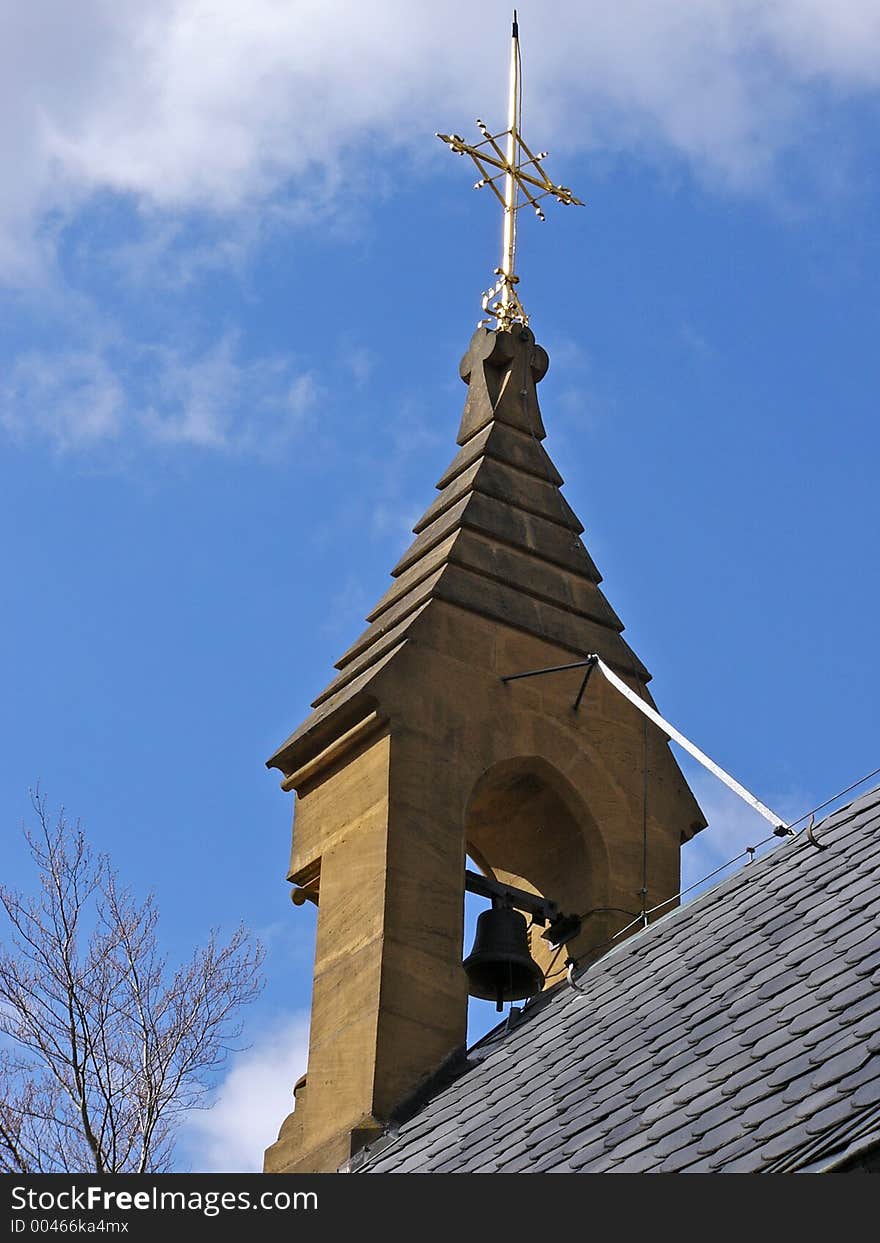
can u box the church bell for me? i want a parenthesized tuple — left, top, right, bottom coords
(463, 903, 545, 1011)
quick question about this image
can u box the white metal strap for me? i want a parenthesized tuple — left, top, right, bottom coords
(591, 656, 787, 830)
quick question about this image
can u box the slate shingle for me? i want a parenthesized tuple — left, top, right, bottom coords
(852, 1079, 880, 1110)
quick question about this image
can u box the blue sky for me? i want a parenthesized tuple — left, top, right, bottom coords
(1, 1, 879, 1170)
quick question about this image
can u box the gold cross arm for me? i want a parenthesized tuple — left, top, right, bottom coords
(436, 14, 584, 331)
(436, 127, 584, 220)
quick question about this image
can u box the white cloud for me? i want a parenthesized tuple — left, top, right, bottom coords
(321, 575, 373, 638)
(0, 349, 125, 450)
(344, 346, 375, 391)
(182, 1013, 310, 1173)
(3, 3, 879, 460)
(0, 333, 319, 456)
(142, 337, 319, 451)
(679, 322, 717, 359)
(3, 2, 880, 283)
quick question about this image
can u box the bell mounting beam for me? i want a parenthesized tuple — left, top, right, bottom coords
(465, 869, 582, 950)
(465, 868, 557, 922)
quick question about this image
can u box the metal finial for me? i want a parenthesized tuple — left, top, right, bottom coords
(437, 13, 584, 331)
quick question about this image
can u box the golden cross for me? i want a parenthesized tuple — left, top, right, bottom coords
(437, 11, 584, 331)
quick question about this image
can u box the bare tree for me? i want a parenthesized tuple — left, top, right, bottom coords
(0, 791, 264, 1173)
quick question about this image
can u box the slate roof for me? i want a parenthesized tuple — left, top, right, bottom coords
(356, 786, 880, 1173)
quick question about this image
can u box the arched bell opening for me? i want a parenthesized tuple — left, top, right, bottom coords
(463, 756, 612, 997)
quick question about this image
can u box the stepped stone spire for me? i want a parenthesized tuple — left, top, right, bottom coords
(268, 325, 653, 780)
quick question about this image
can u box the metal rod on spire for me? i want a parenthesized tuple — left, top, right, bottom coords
(500, 12, 520, 327)
(436, 12, 584, 332)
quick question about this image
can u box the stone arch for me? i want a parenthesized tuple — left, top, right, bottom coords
(464, 755, 611, 980)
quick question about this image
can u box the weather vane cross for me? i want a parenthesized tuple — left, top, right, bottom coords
(437, 10, 584, 332)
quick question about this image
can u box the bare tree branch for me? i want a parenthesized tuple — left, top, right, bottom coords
(0, 790, 264, 1172)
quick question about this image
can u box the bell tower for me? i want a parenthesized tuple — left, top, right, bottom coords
(263, 16, 705, 1175)
(263, 323, 705, 1174)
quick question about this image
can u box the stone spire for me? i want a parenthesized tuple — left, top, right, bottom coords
(268, 325, 655, 780)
